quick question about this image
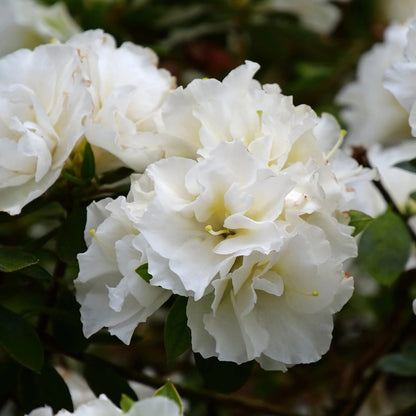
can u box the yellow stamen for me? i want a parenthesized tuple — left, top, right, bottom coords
(325, 129, 346, 160)
(205, 224, 231, 236)
(312, 291, 319, 297)
(89, 229, 115, 252)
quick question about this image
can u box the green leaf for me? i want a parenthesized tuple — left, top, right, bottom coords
(57, 204, 87, 263)
(394, 158, 416, 174)
(377, 352, 416, 377)
(84, 356, 138, 405)
(358, 209, 411, 285)
(135, 263, 152, 283)
(194, 353, 253, 394)
(0, 306, 44, 372)
(18, 364, 73, 413)
(154, 380, 183, 414)
(120, 394, 136, 413)
(20, 264, 52, 282)
(61, 169, 85, 185)
(0, 247, 38, 272)
(99, 167, 134, 185)
(164, 296, 191, 362)
(348, 210, 374, 236)
(81, 142, 95, 183)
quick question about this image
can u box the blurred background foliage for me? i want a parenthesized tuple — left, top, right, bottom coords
(2, 0, 416, 415)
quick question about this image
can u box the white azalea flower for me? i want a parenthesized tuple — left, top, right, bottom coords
(254, 0, 342, 34)
(337, 22, 411, 147)
(0, 0, 80, 57)
(130, 138, 356, 369)
(75, 195, 171, 344)
(25, 394, 181, 416)
(0, 43, 92, 215)
(385, 19, 416, 138)
(66, 30, 176, 172)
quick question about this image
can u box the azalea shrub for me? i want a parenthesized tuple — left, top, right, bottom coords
(1, 1, 416, 416)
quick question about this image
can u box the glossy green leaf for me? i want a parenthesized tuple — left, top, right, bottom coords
(0, 247, 38, 272)
(154, 380, 183, 414)
(377, 352, 416, 377)
(84, 356, 138, 405)
(164, 296, 191, 362)
(358, 209, 411, 285)
(18, 365, 73, 413)
(120, 394, 135, 413)
(348, 210, 374, 236)
(394, 158, 416, 174)
(194, 353, 253, 394)
(135, 263, 152, 283)
(0, 306, 43, 372)
(81, 142, 95, 183)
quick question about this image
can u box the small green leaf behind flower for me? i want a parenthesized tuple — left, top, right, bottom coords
(135, 263, 152, 283)
(0, 306, 44, 373)
(347, 210, 374, 236)
(0, 247, 38, 272)
(154, 380, 183, 414)
(81, 142, 96, 183)
(120, 394, 135, 413)
(358, 209, 411, 286)
(394, 158, 416, 174)
(164, 296, 191, 362)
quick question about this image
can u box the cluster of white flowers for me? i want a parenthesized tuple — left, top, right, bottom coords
(26, 394, 180, 416)
(74, 58, 364, 370)
(0, 8, 367, 370)
(0, 29, 175, 215)
(336, 14, 416, 304)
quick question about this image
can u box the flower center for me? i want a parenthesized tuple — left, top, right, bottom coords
(204, 224, 236, 238)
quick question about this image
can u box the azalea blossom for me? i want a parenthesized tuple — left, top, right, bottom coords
(0, 42, 92, 215)
(25, 394, 181, 416)
(75, 195, 171, 344)
(132, 138, 357, 369)
(384, 18, 416, 138)
(66, 30, 176, 173)
(76, 60, 363, 369)
(336, 22, 411, 147)
(0, 0, 80, 57)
